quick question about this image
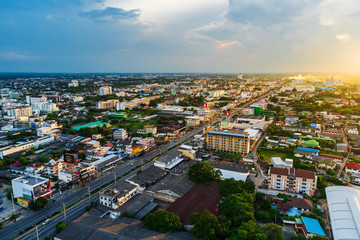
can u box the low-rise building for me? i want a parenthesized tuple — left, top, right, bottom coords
(12, 175, 52, 201)
(58, 165, 80, 184)
(268, 167, 317, 195)
(99, 181, 143, 209)
(345, 162, 360, 183)
(113, 128, 128, 140)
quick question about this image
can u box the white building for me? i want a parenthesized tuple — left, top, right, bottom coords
(113, 129, 128, 140)
(68, 80, 79, 87)
(12, 176, 52, 201)
(99, 86, 112, 96)
(32, 102, 59, 112)
(99, 181, 143, 209)
(271, 157, 293, 169)
(26, 95, 46, 105)
(7, 106, 32, 118)
(325, 186, 360, 240)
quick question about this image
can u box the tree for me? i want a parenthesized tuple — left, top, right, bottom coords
(261, 223, 285, 240)
(220, 178, 255, 197)
(190, 209, 221, 240)
(30, 197, 48, 211)
(219, 193, 255, 227)
(78, 152, 86, 160)
(56, 221, 68, 234)
(143, 210, 182, 233)
(187, 161, 221, 185)
(308, 236, 329, 240)
(99, 137, 107, 146)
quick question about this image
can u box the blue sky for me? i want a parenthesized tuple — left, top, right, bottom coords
(0, 0, 359, 73)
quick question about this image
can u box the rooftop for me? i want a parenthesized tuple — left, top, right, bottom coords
(269, 167, 316, 180)
(127, 166, 168, 187)
(302, 216, 326, 236)
(12, 175, 48, 186)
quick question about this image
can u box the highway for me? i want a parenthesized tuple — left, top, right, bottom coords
(2, 87, 278, 240)
(1, 125, 206, 240)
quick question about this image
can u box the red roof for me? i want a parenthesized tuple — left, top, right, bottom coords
(319, 154, 342, 160)
(166, 184, 224, 225)
(346, 162, 360, 171)
(10, 161, 21, 168)
(269, 167, 316, 180)
(288, 198, 313, 210)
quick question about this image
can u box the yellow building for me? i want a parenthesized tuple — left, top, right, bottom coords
(206, 130, 250, 155)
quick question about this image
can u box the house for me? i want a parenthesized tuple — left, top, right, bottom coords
(345, 162, 360, 183)
(43, 158, 64, 176)
(295, 216, 326, 238)
(294, 147, 319, 157)
(271, 157, 293, 169)
(288, 198, 313, 212)
(268, 167, 317, 195)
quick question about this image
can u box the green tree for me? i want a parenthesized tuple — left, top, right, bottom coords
(56, 221, 68, 234)
(143, 210, 182, 233)
(261, 223, 285, 240)
(308, 236, 329, 240)
(187, 161, 221, 185)
(30, 197, 48, 211)
(219, 193, 255, 227)
(219, 178, 255, 197)
(99, 137, 108, 146)
(190, 209, 221, 240)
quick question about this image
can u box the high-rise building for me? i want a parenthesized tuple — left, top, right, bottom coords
(7, 106, 32, 118)
(237, 73, 243, 79)
(99, 86, 112, 96)
(68, 80, 79, 87)
(97, 99, 119, 109)
(206, 130, 250, 155)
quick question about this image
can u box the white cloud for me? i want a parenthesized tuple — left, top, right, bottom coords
(0, 51, 34, 60)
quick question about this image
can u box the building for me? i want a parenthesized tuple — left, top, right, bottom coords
(68, 80, 79, 87)
(206, 130, 250, 155)
(12, 175, 52, 201)
(113, 128, 128, 140)
(99, 86, 112, 96)
(295, 216, 326, 238)
(154, 150, 183, 169)
(99, 181, 143, 209)
(26, 95, 46, 104)
(32, 102, 59, 112)
(42, 158, 64, 176)
(185, 116, 203, 127)
(268, 167, 317, 195)
(294, 147, 319, 157)
(97, 99, 119, 109)
(345, 162, 360, 183)
(7, 106, 32, 118)
(137, 125, 157, 135)
(271, 157, 293, 169)
(0, 136, 55, 159)
(58, 165, 80, 184)
(326, 186, 360, 240)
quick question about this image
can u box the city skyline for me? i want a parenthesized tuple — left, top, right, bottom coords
(1, 0, 360, 73)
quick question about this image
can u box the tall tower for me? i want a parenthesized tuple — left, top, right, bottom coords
(237, 73, 243, 80)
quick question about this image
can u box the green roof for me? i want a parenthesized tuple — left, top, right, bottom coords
(295, 218, 303, 224)
(71, 121, 110, 131)
(302, 139, 319, 147)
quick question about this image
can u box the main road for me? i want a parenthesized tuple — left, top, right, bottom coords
(2, 86, 279, 240)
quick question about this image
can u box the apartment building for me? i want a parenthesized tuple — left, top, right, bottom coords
(99, 86, 112, 96)
(97, 99, 119, 109)
(206, 130, 250, 155)
(42, 158, 64, 176)
(268, 167, 317, 195)
(7, 106, 32, 118)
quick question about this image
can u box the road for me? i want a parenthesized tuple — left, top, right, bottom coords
(3, 86, 279, 240)
(1, 126, 205, 240)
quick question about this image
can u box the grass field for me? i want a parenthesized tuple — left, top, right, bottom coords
(258, 148, 295, 162)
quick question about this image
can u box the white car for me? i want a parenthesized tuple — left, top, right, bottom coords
(42, 219, 51, 225)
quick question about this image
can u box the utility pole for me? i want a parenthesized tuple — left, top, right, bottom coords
(10, 192, 15, 216)
(88, 186, 91, 206)
(114, 172, 116, 184)
(63, 202, 66, 222)
(35, 226, 39, 240)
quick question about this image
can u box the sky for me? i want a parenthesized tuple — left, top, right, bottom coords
(0, 0, 360, 73)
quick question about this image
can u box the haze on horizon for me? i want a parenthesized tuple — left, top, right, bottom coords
(1, 0, 360, 73)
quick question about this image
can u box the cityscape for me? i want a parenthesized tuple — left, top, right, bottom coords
(1, 1, 360, 240)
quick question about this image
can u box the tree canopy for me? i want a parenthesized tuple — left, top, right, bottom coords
(187, 161, 221, 185)
(143, 210, 182, 233)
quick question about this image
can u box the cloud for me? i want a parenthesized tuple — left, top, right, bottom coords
(80, 7, 140, 22)
(0, 51, 34, 61)
(215, 40, 241, 48)
(336, 34, 350, 40)
(226, 0, 316, 26)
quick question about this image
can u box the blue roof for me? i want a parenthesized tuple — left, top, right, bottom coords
(208, 131, 247, 138)
(296, 147, 319, 153)
(302, 217, 326, 236)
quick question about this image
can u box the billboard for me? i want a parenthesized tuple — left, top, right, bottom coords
(64, 153, 77, 164)
(203, 103, 208, 108)
(33, 181, 51, 198)
(226, 111, 230, 116)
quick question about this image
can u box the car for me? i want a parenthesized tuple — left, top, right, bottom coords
(42, 219, 51, 225)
